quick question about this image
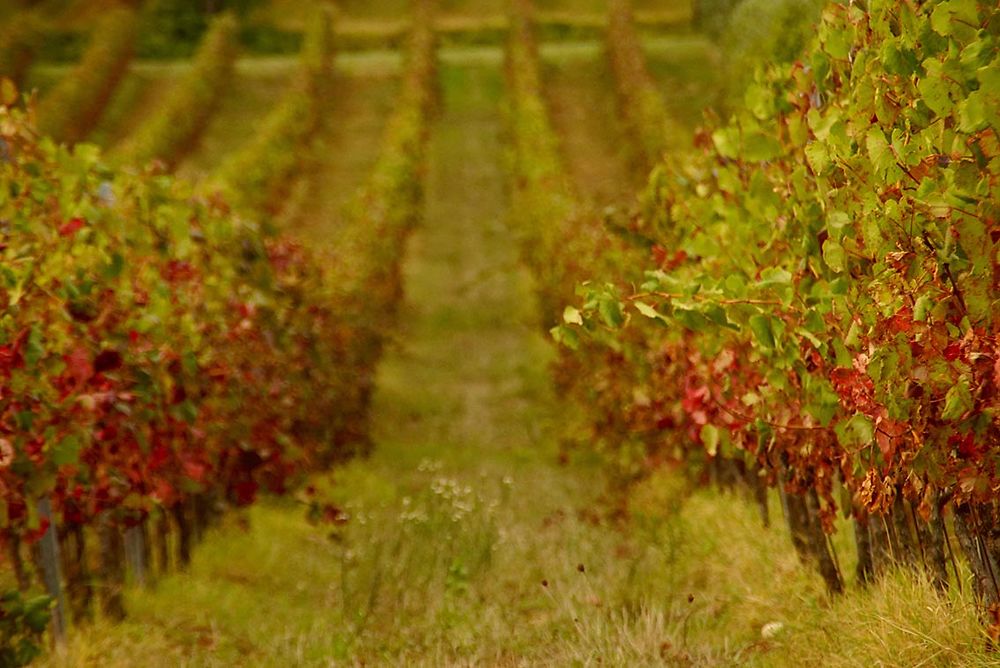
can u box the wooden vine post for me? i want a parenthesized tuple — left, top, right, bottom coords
(98, 512, 127, 621)
(36, 497, 67, 644)
(124, 524, 147, 588)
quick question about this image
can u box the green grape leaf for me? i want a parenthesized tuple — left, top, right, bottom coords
(837, 413, 875, 447)
(50, 434, 82, 466)
(634, 301, 665, 320)
(700, 424, 720, 457)
(941, 379, 973, 421)
(744, 133, 784, 161)
(748, 314, 775, 350)
(917, 61, 954, 117)
(562, 305, 583, 325)
(823, 240, 846, 273)
(805, 141, 830, 173)
(598, 298, 625, 328)
(913, 295, 933, 321)
(865, 128, 902, 180)
(550, 325, 580, 350)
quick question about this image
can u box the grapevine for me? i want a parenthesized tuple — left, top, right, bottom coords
(563, 0, 999, 603)
(0, 0, 439, 635)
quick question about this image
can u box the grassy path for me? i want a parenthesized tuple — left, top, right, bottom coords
(43, 58, 640, 667)
(308, 61, 639, 663)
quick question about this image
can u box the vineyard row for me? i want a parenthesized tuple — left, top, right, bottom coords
(0, 0, 438, 653)
(553, 0, 1000, 630)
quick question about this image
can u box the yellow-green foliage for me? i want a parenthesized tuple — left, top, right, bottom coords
(502, 0, 631, 338)
(356, 5, 437, 237)
(297, 3, 336, 101)
(213, 3, 336, 214)
(121, 12, 239, 169)
(36, 7, 137, 144)
(502, 1, 648, 472)
(502, 1, 577, 325)
(336, 1, 437, 320)
(0, 10, 45, 87)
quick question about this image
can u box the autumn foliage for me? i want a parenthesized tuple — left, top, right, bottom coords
(556, 0, 999, 607)
(0, 93, 364, 541)
(0, 0, 439, 644)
